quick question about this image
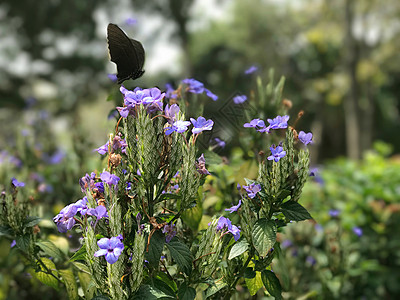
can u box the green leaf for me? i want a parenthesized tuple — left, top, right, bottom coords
(261, 270, 282, 300)
(204, 280, 227, 298)
(33, 257, 59, 290)
(276, 190, 291, 202)
(146, 230, 165, 267)
(36, 240, 63, 260)
(244, 267, 256, 279)
(16, 234, 31, 252)
(59, 268, 79, 300)
(245, 271, 263, 296)
(281, 200, 312, 221)
(78, 271, 94, 300)
(166, 238, 193, 276)
(177, 282, 196, 300)
(0, 225, 14, 238)
(72, 261, 91, 274)
(24, 216, 41, 227)
(152, 277, 176, 297)
(133, 284, 176, 299)
(228, 240, 249, 260)
(155, 271, 177, 292)
(181, 197, 203, 231)
(69, 245, 86, 262)
(252, 218, 277, 257)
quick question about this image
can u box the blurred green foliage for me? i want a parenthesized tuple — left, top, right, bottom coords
(274, 143, 400, 299)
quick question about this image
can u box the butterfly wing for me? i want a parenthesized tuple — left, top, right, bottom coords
(107, 23, 145, 84)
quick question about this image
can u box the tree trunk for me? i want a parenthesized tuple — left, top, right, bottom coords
(344, 0, 361, 160)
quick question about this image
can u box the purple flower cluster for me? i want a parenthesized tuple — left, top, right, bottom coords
(117, 86, 165, 117)
(244, 115, 289, 134)
(182, 78, 218, 101)
(164, 116, 214, 136)
(216, 216, 240, 241)
(243, 183, 261, 198)
(79, 172, 96, 193)
(53, 197, 90, 233)
(94, 236, 124, 264)
(162, 222, 177, 243)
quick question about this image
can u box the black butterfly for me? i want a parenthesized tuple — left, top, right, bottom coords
(107, 23, 145, 84)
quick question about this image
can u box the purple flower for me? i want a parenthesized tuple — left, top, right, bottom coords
(244, 66, 258, 74)
(237, 183, 241, 190)
(10, 240, 16, 248)
(87, 205, 108, 220)
(243, 183, 261, 198)
(94, 182, 104, 194)
(267, 115, 289, 130)
(125, 17, 137, 26)
(94, 236, 124, 264)
(44, 149, 65, 165)
(196, 154, 210, 175)
(11, 178, 25, 188)
(204, 88, 218, 101)
(164, 120, 191, 135)
(309, 168, 318, 177)
(112, 135, 127, 154)
(216, 217, 240, 241)
(117, 86, 146, 117)
(298, 131, 313, 145)
(53, 204, 78, 233)
(162, 223, 177, 243)
(306, 255, 316, 266)
(267, 145, 286, 162)
(243, 119, 266, 132)
(353, 226, 363, 237)
(164, 104, 180, 124)
(213, 137, 226, 149)
(182, 78, 218, 100)
(107, 74, 117, 82)
(126, 182, 132, 191)
(225, 200, 242, 213)
(79, 172, 96, 193)
(74, 196, 89, 215)
(95, 141, 109, 155)
(141, 87, 165, 114)
(329, 209, 340, 218)
(281, 240, 293, 249)
(233, 95, 247, 104)
(190, 116, 214, 134)
(165, 83, 178, 99)
(182, 78, 204, 94)
(100, 171, 120, 189)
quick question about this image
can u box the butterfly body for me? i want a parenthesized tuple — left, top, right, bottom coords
(107, 23, 145, 84)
